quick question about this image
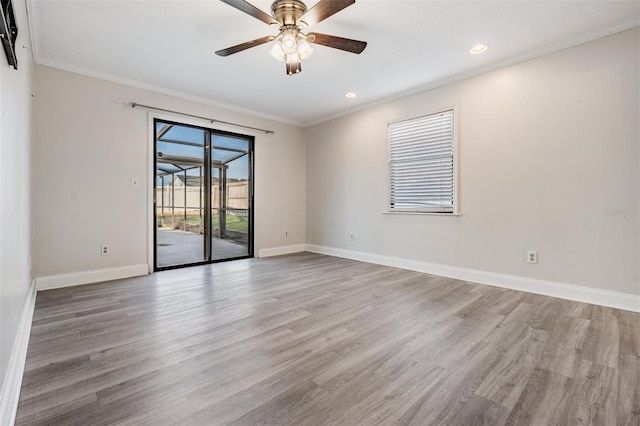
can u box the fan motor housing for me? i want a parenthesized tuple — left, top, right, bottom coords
(271, 0, 307, 25)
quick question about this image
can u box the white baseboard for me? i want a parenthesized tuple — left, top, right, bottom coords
(0, 281, 37, 426)
(35, 264, 149, 291)
(258, 244, 306, 258)
(305, 244, 640, 313)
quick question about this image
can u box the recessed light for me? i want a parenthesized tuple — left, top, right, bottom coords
(345, 92, 357, 98)
(469, 44, 489, 55)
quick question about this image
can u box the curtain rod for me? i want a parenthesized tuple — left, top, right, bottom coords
(130, 102, 275, 135)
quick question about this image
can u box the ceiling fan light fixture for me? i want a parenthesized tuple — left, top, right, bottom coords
(216, 0, 367, 76)
(297, 38, 314, 60)
(285, 52, 300, 64)
(286, 61, 302, 75)
(269, 41, 285, 61)
(281, 28, 298, 54)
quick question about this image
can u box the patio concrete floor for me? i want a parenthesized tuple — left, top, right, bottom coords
(156, 229, 249, 268)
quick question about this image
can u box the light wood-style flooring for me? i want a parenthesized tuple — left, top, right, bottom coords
(16, 253, 640, 425)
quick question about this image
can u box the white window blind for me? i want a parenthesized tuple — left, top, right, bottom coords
(388, 109, 455, 213)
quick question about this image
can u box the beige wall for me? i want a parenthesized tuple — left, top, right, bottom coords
(0, 0, 34, 401)
(33, 66, 306, 277)
(306, 28, 639, 297)
(26, 25, 640, 298)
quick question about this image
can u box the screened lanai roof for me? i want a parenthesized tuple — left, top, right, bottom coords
(155, 123, 250, 178)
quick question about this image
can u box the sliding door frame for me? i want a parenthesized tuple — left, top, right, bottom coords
(150, 117, 255, 272)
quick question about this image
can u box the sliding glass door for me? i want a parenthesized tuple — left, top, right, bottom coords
(154, 120, 253, 270)
(211, 134, 252, 260)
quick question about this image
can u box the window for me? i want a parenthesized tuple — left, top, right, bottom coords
(388, 109, 456, 213)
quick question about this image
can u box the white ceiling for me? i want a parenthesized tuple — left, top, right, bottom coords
(28, 0, 640, 126)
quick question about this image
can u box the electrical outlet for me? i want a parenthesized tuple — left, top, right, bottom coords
(349, 232, 355, 241)
(527, 250, 538, 264)
(101, 244, 110, 256)
(285, 231, 288, 237)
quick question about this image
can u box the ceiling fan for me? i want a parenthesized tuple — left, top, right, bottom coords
(215, 0, 367, 75)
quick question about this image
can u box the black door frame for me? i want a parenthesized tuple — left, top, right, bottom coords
(153, 118, 255, 271)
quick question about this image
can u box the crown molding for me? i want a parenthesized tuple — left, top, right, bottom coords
(34, 57, 305, 127)
(24, 0, 39, 64)
(303, 17, 640, 127)
(25, 0, 303, 128)
(24, 0, 639, 129)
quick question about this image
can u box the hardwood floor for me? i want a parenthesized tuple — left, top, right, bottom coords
(16, 253, 640, 425)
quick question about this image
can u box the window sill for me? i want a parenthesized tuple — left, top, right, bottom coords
(383, 211, 462, 216)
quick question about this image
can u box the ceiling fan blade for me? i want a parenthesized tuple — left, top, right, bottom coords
(307, 32, 367, 54)
(219, 0, 279, 26)
(215, 36, 274, 57)
(299, 0, 355, 27)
